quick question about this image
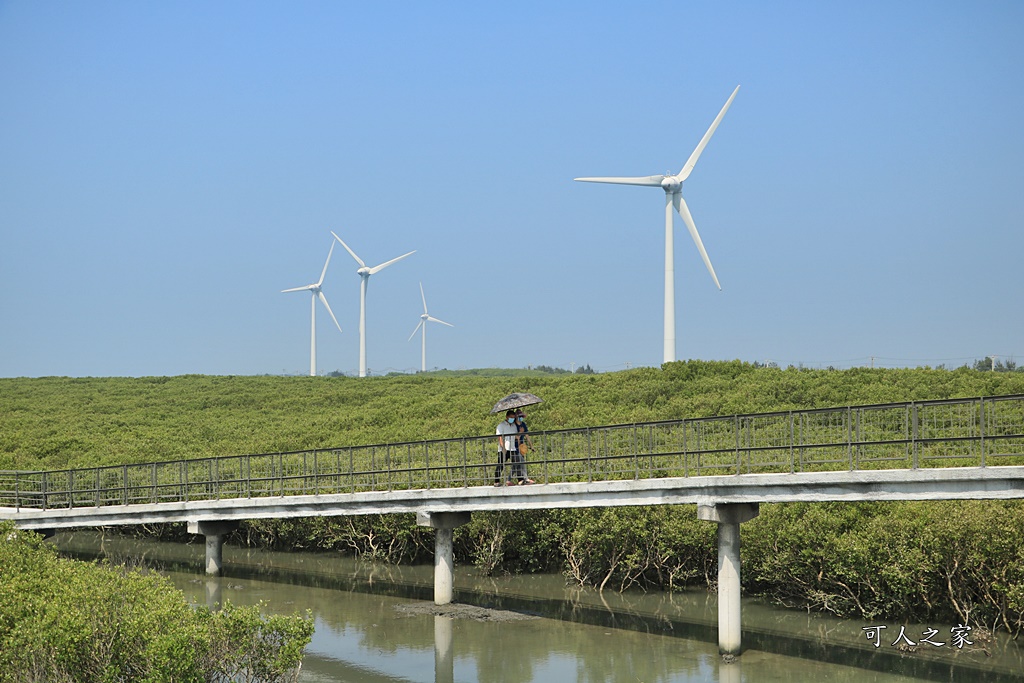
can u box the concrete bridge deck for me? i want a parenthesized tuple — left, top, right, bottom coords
(5, 466, 1024, 531)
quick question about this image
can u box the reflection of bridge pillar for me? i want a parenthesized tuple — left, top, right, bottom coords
(416, 512, 472, 605)
(718, 658, 742, 683)
(434, 615, 454, 683)
(205, 577, 224, 611)
(697, 503, 759, 656)
(187, 520, 239, 576)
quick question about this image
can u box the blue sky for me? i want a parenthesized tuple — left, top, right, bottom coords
(1, 1, 1021, 377)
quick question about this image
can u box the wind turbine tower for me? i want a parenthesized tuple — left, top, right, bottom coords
(575, 85, 739, 364)
(408, 282, 453, 372)
(281, 240, 343, 376)
(331, 231, 415, 377)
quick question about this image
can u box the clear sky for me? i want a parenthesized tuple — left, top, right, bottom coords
(1, 1, 1021, 377)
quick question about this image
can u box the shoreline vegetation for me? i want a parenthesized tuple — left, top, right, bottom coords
(0, 521, 314, 683)
(3, 361, 1024, 645)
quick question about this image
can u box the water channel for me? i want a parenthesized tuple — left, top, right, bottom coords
(52, 532, 1022, 683)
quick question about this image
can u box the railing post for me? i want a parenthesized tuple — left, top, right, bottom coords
(461, 438, 468, 487)
(632, 424, 639, 480)
(798, 414, 805, 472)
(542, 432, 549, 483)
(150, 463, 157, 504)
(855, 408, 862, 471)
(314, 450, 320, 495)
(911, 403, 919, 469)
(846, 406, 853, 471)
(979, 397, 986, 467)
(734, 416, 741, 475)
(122, 465, 128, 505)
(589, 430, 598, 483)
(788, 412, 795, 474)
(681, 420, 689, 477)
(335, 449, 341, 493)
(68, 470, 74, 509)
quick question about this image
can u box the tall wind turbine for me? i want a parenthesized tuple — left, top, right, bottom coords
(575, 85, 739, 364)
(408, 282, 453, 372)
(281, 240, 343, 376)
(331, 231, 415, 377)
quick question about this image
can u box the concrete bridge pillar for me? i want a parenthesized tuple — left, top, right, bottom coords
(187, 520, 239, 576)
(697, 503, 760, 656)
(416, 511, 472, 605)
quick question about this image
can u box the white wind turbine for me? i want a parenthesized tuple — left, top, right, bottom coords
(408, 282, 453, 372)
(281, 240, 343, 376)
(331, 231, 415, 377)
(575, 85, 739, 364)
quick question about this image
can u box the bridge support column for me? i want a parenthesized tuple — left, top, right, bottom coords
(187, 520, 239, 576)
(416, 511, 471, 605)
(698, 503, 759, 656)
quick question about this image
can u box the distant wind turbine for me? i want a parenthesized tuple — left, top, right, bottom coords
(408, 282, 453, 372)
(331, 231, 415, 377)
(281, 240, 343, 376)
(575, 85, 739, 364)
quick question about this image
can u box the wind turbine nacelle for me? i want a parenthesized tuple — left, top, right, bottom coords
(660, 177, 681, 193)
(357, 267, 372, 276)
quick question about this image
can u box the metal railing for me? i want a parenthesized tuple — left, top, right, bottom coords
(2, 394, 1023, 512)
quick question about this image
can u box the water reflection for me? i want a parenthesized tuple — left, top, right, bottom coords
(434, 616, 453, 683)
(53, 532, 1022, 683)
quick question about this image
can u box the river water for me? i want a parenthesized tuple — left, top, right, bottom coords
(52, 532, 1022, 683)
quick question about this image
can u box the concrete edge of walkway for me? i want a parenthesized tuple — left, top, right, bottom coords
(3, 466, 1023, 531)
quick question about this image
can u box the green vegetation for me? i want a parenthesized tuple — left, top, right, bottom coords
(3, 361, 1024, 633)
(0, 521, 314, 683)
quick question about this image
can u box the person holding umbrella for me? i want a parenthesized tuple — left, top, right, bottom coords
(491, 392, 543, 486)
(495, 409, 519, 486)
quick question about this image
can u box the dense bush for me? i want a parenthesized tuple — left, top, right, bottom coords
(743, 501, 1024, 635)
(0, 522, 314, 683)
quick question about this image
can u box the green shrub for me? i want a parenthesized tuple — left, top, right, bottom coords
(0, 522, 313, 683)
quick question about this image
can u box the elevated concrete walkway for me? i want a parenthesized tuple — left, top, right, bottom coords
(9, 466, 1023, 531)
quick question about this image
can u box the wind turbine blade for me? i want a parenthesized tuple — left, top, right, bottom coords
(427, 316, 454, 327)
(673, 193, 721, 290)
(330, 231, 366, 268)
(317, 291, 343, 333)
(281, 285, 311, 293)
(675, 85, 739, 182)
(419, 282, 428, 314)
(574, 175, 666, 187)
(368, 250, 415, 275)
(408, 320, 423, 341)
(316, 241, 336, 287)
